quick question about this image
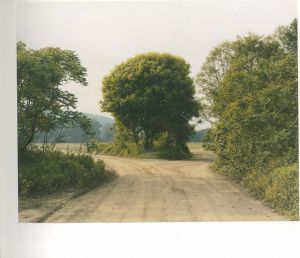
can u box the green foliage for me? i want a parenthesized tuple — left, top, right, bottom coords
(265, 164, 299, 218)
(98, 120, 192, 159)
(243, 164, 298, 219)
(195, 41, 233, 122)
(19, 149, 116, 197)
(107, 141, 143, 157)
(275, 18, 297, 53)
(197, 19, 298, 218)
(17, 42, 93, 152)
(142, 147, 191, 160)
(101, 52, 199, 152)
(85, 140, 111, 154)
(85, 139, 100, 153)
(201, 128, 216, 151)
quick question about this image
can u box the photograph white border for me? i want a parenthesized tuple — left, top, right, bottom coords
(1, 1, 299, 258)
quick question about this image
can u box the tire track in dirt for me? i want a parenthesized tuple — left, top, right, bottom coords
(45, 150, 288, 222)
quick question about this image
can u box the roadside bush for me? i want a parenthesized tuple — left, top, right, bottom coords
(85, 140, 99, 153)
(100, 139, 191, 160)
(202, 143, 215, 151)
(85, 140, 111, 154)
(104, 136, 192, 160)
(19, 150, 116, 197)
(140, 146, 191, 160)
(103, 141, 143, 157)
(201, 129, 216, 151)
(242, 163, 299, 219)
(148, 134, 192, 160)
(242, 168, 270, 199)
(265, 164, 298, 219)
(155, 147, 191, 160)
(155, 139, 192, 160)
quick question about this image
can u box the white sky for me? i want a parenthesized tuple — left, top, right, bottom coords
(17, 0, 297, 128)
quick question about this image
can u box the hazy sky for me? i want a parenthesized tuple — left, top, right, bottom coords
(17, 0, 297, 127)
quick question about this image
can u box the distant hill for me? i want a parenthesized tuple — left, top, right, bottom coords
(35, 113, 115, 143)
(85, 113, 115, 142)
(35, 112, 209, 144)
(85, 113, 114, 125)
(189, 128, 209, 142)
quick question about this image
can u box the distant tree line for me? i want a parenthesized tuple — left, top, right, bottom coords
(34, 114, 114, 143)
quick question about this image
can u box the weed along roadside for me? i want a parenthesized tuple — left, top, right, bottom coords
(18, 148, 117, 222)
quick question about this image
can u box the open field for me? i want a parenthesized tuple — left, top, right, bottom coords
(35, 143, 88, 153)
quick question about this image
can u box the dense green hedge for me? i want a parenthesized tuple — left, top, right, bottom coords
(19, 149, 116, 197)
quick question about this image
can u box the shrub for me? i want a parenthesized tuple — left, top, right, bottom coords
(242, 163, 299, 219)
(18, 149, 116, 197)
(265, 164, 299, 219)
(85, 140, 111, 154)
(201, 129, 216, 151)
(242, 169, 270, 199)
(85, 140, 99, 153)
(105, 137, 192, 160)
(202, 142, 216, 151)
(155, 147, 191, 160)
(102, 140, 143, 157)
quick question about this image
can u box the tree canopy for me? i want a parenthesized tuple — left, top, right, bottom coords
(196, 19, 298, 180)
(101, 52, 199, 150)
(17, 42, 93, 152)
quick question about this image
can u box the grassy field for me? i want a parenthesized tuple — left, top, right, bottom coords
(35, 143, 87, 153)
(187, 142, 203, 150)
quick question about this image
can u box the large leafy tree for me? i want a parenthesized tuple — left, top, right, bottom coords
(101, 52, 199, 150)
(196, 19, 297, 180)
(17, 42, 92, 153)
(195, 41, 233, 122)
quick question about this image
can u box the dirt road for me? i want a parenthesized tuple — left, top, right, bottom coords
(45, 147, 287, 222)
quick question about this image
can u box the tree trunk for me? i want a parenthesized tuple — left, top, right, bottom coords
(144, 130, 153, 151)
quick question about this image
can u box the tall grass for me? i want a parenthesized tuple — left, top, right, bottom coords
(86, 140, 191, 160)
(19, 149, 116, 197)
(242, 163, 298, 220)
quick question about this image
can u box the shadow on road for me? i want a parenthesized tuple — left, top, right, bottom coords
(189, 147, 216, 162)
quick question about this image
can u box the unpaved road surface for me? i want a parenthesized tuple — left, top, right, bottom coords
(45, 147, 287, 222)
